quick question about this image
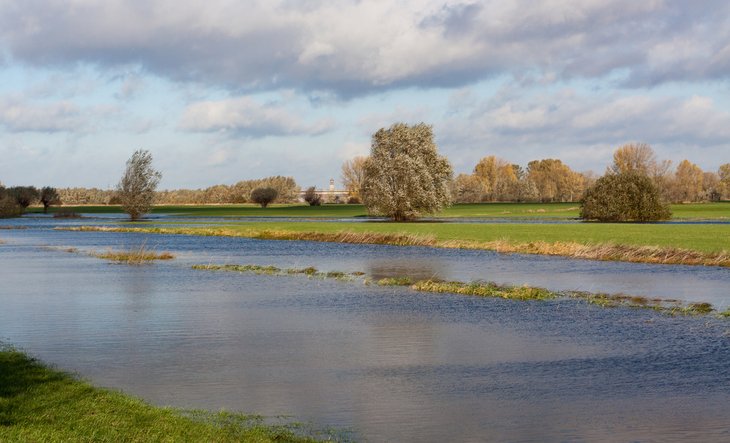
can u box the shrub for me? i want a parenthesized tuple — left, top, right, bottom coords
(580, 173, 671, 222)
(303, 186, 322, 206)
(0, 195, 22, 218)
(250, 187, 278, 208)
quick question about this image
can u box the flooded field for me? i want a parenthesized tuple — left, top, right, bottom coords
(1, 217, 729, 441)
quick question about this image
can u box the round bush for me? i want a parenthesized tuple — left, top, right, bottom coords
(250, 187, 278, 208)
(580, 173, 671, 222)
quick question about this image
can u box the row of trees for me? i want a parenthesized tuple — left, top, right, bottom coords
(607, 143, 729, 203)
(54, 176, 301, 206)
(0, 185, 61, 217)
(343, 143, 729, 206)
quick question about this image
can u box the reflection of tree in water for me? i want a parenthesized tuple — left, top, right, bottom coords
(366, 259, 446, 282)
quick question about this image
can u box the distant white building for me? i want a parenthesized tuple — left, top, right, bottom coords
(298, 178, 349, 202)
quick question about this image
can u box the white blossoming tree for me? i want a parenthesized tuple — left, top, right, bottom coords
(361, 123, 452, 221)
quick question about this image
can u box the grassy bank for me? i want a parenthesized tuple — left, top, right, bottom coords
(63, 222, 730, 267)
(0, 348, 322, 442)
(33, 202, 730, 220)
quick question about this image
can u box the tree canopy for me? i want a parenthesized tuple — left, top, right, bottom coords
(116, 150, 162, 221)
(361, 123, 452, 221)
(580, 173, 671, 222)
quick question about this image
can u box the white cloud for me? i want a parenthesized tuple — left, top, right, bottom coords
(180, 96, 334, 137)
(0, 96, 85, 132)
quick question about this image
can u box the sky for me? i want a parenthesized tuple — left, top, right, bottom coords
(1, 0, 729, 190)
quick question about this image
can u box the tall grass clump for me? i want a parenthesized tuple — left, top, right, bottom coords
(92, 243, 174, 264)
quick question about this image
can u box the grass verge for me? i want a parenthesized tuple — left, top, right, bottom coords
(192, 262, 728, 319)
(63, 224, 730, 267)
(0, 347, 323, 442)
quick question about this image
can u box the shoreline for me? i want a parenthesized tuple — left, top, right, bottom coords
(60, 225, 730, 268)
(0, 347, 325, 442)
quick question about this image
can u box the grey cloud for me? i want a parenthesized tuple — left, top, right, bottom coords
(2, 1, 729, 97)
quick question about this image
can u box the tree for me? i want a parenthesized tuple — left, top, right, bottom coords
(303, 186, 322, 206)
(609, 143, 657, 175)
(527, 159, 584, 202)
(39, 186, 61, 213)
(116, 149, 162, 221)
(341, 156, 368, 200)
(718, 163, 730, 200)
(0, 185, 22, 218)
(8, 186, 40, 209)
(580, 173, 671, 222)
(670, 159, 704, 202)
(451, 173, 483, 203)
(250, 187, 278, 208)
(473, 156, 519, 201)
(361, 123, 452, 221)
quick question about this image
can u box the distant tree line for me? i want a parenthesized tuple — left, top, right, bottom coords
(53, 176, 301, 206)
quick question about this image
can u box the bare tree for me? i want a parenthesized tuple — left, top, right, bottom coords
(361, 123, 452, 221)
(116, 150, 162, 221)
(39, 186, 61, 213)
(341, 156, 368, 200)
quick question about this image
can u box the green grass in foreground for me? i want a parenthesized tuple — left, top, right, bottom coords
(0, 348, 321, 442)
(33, 201, 730, 220)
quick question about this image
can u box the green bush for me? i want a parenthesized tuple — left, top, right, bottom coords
(580, 173, 671, 222)
(0, 195, 22, 218)
(250, 187, 278, 208)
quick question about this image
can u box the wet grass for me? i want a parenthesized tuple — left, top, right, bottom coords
(0, 347, 324, 442)
(92, 244, 175, 264)
(65, 224, 730, 267)
(192, 262, 729, 319)
(192, 264, 359, 281)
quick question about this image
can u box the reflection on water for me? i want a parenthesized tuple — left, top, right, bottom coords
(367, 259, 447, 281)
(1, 222, 730, 441)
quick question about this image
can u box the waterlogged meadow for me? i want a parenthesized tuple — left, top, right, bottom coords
(2, 213, 730, 441)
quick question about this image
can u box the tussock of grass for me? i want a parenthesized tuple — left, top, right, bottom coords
(192, 264, 358, 281)
(412, 280, 556, 301)
(0, 347, 321, 442)
(59, 225, 730, 268)
(377, 277, 414, 286)
(92, 244, 174, 264)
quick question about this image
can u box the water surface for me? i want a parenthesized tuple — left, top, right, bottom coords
(1, 220, 729, 442)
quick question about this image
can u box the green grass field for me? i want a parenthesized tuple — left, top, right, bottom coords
(208, 221, 730, 254)
(33, 201, 730, 220)
(0, 348, 320, 442)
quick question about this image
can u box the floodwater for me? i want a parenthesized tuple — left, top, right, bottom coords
(1, 217, 730, 442)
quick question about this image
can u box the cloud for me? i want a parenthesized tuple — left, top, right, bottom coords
(180, 96, 334, 137)
(0, 96, 85, 132)
(2, 1, 728, 97)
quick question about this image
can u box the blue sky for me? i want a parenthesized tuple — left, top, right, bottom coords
(1, 0, 729, 190)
